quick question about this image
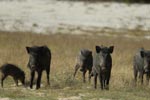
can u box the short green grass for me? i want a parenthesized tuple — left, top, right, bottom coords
(0, 31, 150, 100)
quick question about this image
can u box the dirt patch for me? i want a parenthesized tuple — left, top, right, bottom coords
(58, 96, 82, 100)
(0, 98, 12, 100)
(91, 98, 111, 100)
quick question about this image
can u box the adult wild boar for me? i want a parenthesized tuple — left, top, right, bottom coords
(133, 48, 150, 85)
(91, 45, 114, 90)
(26, 46, 51, 89)
(0, 63, 25, 87)
(73, 49, 93, 83)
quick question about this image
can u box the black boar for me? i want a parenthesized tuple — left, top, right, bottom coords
(73, 49, 93, 83)
(0, 63, 25, 87)
(26, 46, 51, 89)
(133, 48, 150, 85)
(91, 45, 114, 90)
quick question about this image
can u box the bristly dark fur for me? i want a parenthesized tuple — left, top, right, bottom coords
(26, 45, 51, 89)
(91, 45, 114, 90)
(0, 63, 25, 87)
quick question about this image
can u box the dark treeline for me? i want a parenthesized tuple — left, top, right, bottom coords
(58, 0, 150, 3)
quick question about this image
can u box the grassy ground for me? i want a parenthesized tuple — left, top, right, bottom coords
(0, 31, 150, 100)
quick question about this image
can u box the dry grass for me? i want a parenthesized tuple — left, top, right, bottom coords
(0, 31, 150, 100)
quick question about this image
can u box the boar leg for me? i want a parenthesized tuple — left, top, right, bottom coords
(30, 71, 35, 89)
(73, 64, 80, 79)
(13, 78, 18, 86)
(36, 71, 42, 89)
(88, 69, 92, 83)
(46, 67, 50, 86)
(1, 74, 7, 87)
(99, 74, 104, 90)
(83, 70, 87, 83)
(94, 74, 97, 89)
(139, 71, 144, 85)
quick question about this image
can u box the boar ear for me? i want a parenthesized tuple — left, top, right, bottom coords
(140, 51, 145, 58)
(26, 47, 31, 54)
(109, 46, 114, 54)
(96, 46, 101, 53)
